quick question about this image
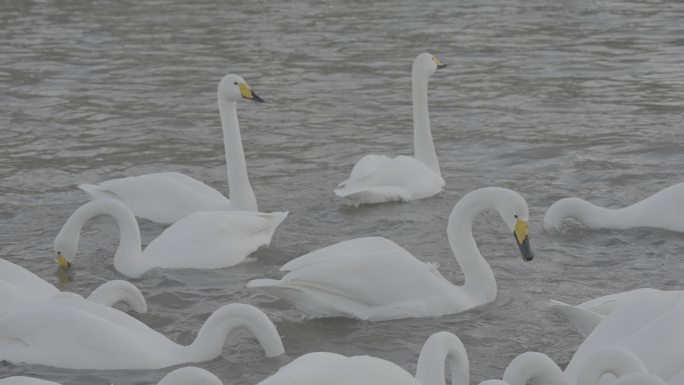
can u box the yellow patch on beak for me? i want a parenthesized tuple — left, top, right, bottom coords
(433, 56, 446, 68)
(514, 219, 529, 245)
(56, 254, 71, 270)
(239, 83, 254, 99)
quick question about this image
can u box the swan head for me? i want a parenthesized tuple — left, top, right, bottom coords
(413, 52, 446, 78)
(218, 74, 264, 103)
(495, 189, 534, 262)
(54, 233, 77, 270)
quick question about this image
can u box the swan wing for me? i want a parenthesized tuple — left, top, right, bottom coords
(550, 300, 603, 337)
(248, 237, 456, 319)
(0, 259, 57, 306)
(79, 172, 231, 224)
(144, 211, 287, 269)
(335, 155, 444, 205)
(0, 377, 61, 385)
(627, 182, 684, 232)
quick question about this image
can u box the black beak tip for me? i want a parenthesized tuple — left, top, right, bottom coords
(437, 63, 446, 69)
(252, 92, 265, 103)
(517, 237, 534, 262)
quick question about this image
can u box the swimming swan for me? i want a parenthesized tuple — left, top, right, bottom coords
(54, 199, 287, 278)
(0, 296, 284, 369)
(0, 258, 146, 312)
(564, 289, 684, 384)
(79, 74, 266, 225)
(258, 331, 466, 385)
(248, 187, 533, 321)
(0, 366, 224, 385)
(543, 182, 684, 232)
(334, 53, 446, 206)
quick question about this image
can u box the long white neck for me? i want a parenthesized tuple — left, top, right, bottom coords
(544, 198, 633, 230)
(577, 346, 648, 385)
(86, 280, 148, 313)
(412, 70, 440, 176)
(447, 188, 508, 302)
(184, 303, 284, 362)
(415, 332, 469, 385)
(56, 200, 145, 277)
(502, 352, 571, 385)
(613, 373, 667, 385)
(218, 99, 257, 211)
(157, 367, 223, 385)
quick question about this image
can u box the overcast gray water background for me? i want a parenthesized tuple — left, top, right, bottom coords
(1, 0, 684, 383)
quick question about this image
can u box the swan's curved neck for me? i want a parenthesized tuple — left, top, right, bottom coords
(86, 280, 147, 313)
(577, 347, 648, 385)
(545, 198, 631, 229)
(218, 99, 257, 212)
(447, 188, 505, 301)
(412, 71, 440, 176)
(157, 367, 223, 385)
(415, 332, 469, 385)
(502, 352, 571, 385)
(57, 200, 144, 276)
(185, 303, 284, 362)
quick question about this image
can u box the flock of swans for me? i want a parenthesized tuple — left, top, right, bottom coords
(1, 52, 683, 385)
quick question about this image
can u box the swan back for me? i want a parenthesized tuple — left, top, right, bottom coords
(157, 367, 223, 385)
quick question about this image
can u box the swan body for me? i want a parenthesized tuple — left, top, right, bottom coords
(54, 199, 287, 277)
(248, 187, 533, 321)
(80, 74, 266, 224)
(551, 288, 668, 337)
(565, 289, 684, 385)
(335, 53, 446, 206)
(258, 331, 467, 385)
(0, 367, 223, 385)
(0, 258, 146, 312)
(0, 296, 284, 369)
(543, 182, 684, 232)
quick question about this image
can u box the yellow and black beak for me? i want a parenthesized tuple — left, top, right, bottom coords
(434, 56, 446, 69)
(514, 219, 534, 261)
(239, 83, 264, 103)
(56, 252, 71, 270)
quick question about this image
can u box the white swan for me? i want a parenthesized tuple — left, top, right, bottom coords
(543, 182, 684, 232)
(79, 74, 266, 225)
(334, 53, 446, 206)
(482, 346, 660, 385)
(0, 366, 223, 385)
(248, 187, 533, 321)
(53, 199, 286, 277)
(564, 289, 684, 385)
(0, 295, 284, 369)
(550, 288, 670, 337)
(258, 331, 467, 385)
(0, 258, 146, 312)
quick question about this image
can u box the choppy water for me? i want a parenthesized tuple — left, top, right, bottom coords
(1, 0, 683, 383)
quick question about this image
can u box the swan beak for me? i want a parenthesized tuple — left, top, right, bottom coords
(239, 83, 265, 103)
(434, 56, 446, 69)
(56, 253, 71, 270)
(514, 219, 534, 262)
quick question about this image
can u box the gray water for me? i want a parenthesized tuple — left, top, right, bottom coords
(1, 0, 684, 383)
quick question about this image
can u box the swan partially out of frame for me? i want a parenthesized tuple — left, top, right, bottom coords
(0, 258, 146, 312)
(0, 366, 224, 385)
(544, 183, 684, 233)
(334, 53, 446, 206)
(0, 296, 284, 370)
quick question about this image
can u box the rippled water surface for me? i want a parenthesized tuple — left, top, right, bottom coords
(1, 0, 684, 383)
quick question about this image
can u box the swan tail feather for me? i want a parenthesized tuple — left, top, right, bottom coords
(550, 299, 602, 337)
(78, 184, 120, 200)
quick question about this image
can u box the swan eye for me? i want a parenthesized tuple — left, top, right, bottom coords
(514, 214, 518, 219)
(234, 82, 238, 85)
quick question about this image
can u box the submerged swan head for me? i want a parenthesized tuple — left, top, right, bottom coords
(218, 74, 264, 103)
(413, 52, 446, 78)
